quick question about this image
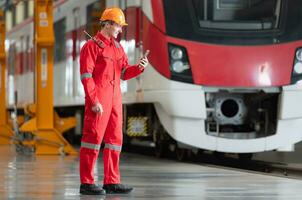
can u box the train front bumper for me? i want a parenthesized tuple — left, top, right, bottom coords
(150, 84, 302, 153)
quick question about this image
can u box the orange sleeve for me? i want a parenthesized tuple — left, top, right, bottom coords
(120, 47, 144, 80)
(80, 41, 99, 105)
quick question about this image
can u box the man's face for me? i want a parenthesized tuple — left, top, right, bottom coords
(107, 22, 123, 38)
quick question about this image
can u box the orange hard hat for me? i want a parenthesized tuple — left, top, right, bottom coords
(100, 7, 128, 26)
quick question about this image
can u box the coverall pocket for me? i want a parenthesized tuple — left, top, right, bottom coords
(83, 114, 99, 134)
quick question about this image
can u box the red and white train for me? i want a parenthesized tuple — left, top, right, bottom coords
(5, 0, 302, 158)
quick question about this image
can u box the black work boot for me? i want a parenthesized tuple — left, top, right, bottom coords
(80, 184, 106, 195)
(103, 184, 133, 194)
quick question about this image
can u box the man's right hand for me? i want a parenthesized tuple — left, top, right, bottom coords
(92, 102, 104, 115)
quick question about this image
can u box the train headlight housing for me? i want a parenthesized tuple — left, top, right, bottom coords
(168, 43, 193, 83)
(291, 48, 302, 84)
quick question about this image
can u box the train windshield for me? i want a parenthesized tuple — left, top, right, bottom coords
(163, 0, 302, 45)
(193, 0, 281, 30)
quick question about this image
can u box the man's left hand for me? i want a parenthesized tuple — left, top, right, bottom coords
(138, 57, 149, 70)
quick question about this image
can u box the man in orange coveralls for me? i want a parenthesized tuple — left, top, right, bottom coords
(79, 7, 149, 195)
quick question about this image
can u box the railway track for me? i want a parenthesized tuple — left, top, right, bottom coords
(124, 144, 302, 179)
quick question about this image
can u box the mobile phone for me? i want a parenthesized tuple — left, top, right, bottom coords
(143, 50, 150, 57)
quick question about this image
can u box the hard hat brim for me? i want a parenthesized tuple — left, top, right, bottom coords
(99, 19, 128, 26)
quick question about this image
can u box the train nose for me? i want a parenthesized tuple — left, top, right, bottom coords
(213, 95, 247, 125)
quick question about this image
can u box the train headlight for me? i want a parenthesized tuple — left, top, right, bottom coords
(168, 43, 193, 83)
(294, 62, 302, 74)
(171, 48, 183, 60)
(296, 49, 302, 62)
(172, 61, 190, 73)
(291, 48, 302, 84)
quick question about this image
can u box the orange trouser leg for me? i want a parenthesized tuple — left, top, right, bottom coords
(103, 147, 121, 184)
(80, 147, 99, 184)
(80, 103, 111, 184)
(103, 101, 123, 184)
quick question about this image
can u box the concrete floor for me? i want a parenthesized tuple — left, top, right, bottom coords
(1, 146, 302, 200)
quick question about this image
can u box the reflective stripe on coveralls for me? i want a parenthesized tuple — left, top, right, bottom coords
(80, 73, 92, 80)
(81, 141, 101, 150)
(104, 143, 122, 151)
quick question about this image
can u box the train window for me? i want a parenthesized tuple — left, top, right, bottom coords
(25, 36, 30, 73)
(20, 36, 24, 73)
(8, 44, 16, 75)
(72, 8, 80, 59)
(86, 1, 105, 37)
(192, 0, 282, 30)
(119, 0, 126, 10)
(54, 18, 66, 63)
(5, 10, 12, 31)
(28, 1, 34, 17)
(24, 0, 29, 19)
(12, 7, 16, 27)
(164, 0, 301, 45)
(16, 1, 25, 24)
(73, 8, 80, 30)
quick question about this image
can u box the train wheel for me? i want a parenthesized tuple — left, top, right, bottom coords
(175, 145, 187, 161)
(238, 153, 253, 162)
(154, 140, 167, 158)
(187, 149, 201, 161)
(153, 129, 167, 158)
(152, 118, 169, 158)
(214, 151, 225, 161)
